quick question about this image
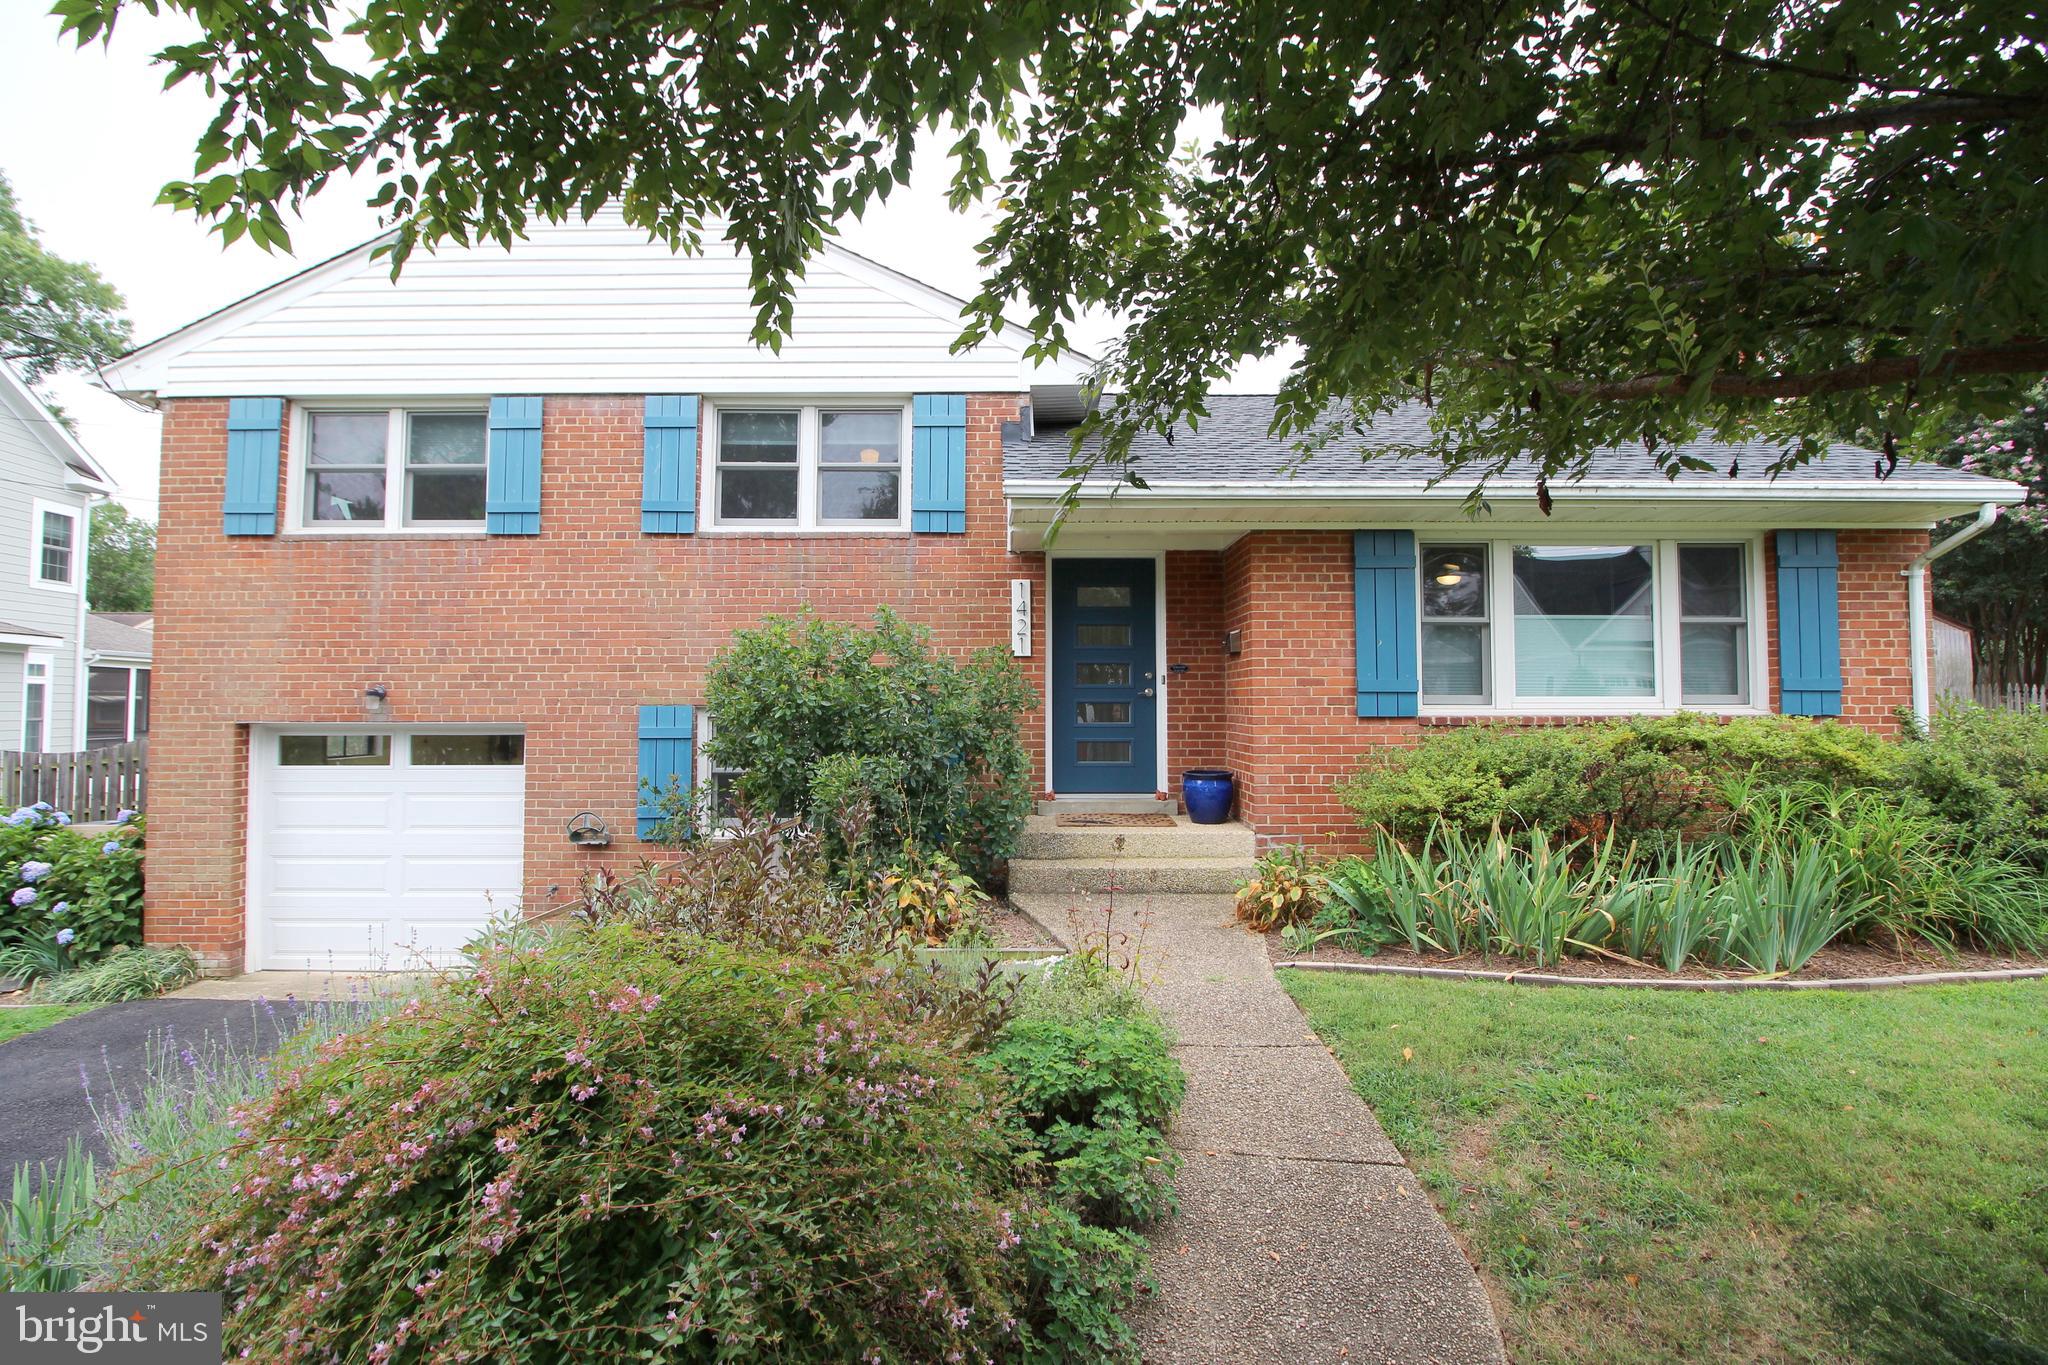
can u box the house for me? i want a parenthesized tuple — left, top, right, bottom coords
(84, 612, 152, 747)
(0, 362, 116, 756)
(96, 214, 2025, 973)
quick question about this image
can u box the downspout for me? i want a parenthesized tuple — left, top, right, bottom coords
(1905, 502, 2000, 729)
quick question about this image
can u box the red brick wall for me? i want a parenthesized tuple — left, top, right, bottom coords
(1163, 550, 1228, 791)
(148, 394, 1045, 968)
(1213, 527, 1930, 849)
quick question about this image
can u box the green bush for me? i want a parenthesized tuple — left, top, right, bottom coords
(1336, 714, 1899, 849)
(1899, 702, 2048, 870)
(35, 945, 199, 1003)
(0, 806, 144, 970)
(704, 608, 1036, 880)
(990, 956, 1184, 1231)
(117, 927, 1051, 1362)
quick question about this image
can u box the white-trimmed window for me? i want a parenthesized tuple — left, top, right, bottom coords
(30, 501, 79, 589)
(705, 402, 908, 530)
(21, 654, 50, 751)
(294, 407, 488, 531)
(87, 665, 151, 747)
(697, 715, 748, 828)
(1416, 538, 1763, 713)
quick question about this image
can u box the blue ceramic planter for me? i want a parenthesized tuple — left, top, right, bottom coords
(1182, 769, 1235, 825)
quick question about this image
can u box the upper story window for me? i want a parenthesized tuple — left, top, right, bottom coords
(31, 502, 78, 589)
(707, 403, 907, 531)
(1417, 538, 1761, 713)
(297, 407, 487, 531)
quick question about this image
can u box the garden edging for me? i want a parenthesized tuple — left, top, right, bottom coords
(1274, 960, 2048, 992)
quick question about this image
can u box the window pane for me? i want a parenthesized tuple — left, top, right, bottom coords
(279, 734, 391, 766)
(1076, 624, 1132, 648)
(1077, 702, 1132, 724)
(308, 471, 387, 522)
(1075, 663, 1131, 687)
(819, 469, 900, 521)
(1422, 623, 1488, 700)
(1076, 740, 1133, 764)
(133, 670, 150, 737)
(40, 514, 72, 583)
(1681, 623, 1747, 702)
(408, 469, 487, 522)
(309, 412, 388, 467)
(819, 411, 900, 465)
(23, 682, 45, 752)
(1076, 585, 1132, 608)
(412, 734, 525, 765)
(719, 468, 799, 521)
(1421, 546, 1486, 619)
(87, 667, 130, 746)
(719, 411, 799, 462)
(1679, 544, 1745, 618)
(408, 414, 486, 466)
(1512, 546, 1655, 697)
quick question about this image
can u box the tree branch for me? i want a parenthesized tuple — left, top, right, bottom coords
(1500, 339, 2048, 401)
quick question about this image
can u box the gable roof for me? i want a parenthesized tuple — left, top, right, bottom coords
(0, 362, 115, 492)
(1003, 395, 2018, 499)
(85, 612, 153, 661)
(98, 211, 1094, 402)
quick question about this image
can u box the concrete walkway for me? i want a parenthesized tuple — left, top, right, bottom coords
(1012, 891, 1505, 1365)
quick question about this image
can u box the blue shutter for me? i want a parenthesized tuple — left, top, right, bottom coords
(486, 396, 543, 535)
(1776, 530, 1844, 716)
(1354, 531, 1420, 717)
(637, 705, 695, 839)
(642, 395, 699, 533)
(911, 394, 967, 533)
(223, 398, 284, 535)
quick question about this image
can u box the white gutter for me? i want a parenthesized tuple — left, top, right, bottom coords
(1003, 478, 2021, 502)
(1905, 502, 2001, 729)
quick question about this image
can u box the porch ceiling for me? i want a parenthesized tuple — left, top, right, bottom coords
(1003, 484, 2021, 553)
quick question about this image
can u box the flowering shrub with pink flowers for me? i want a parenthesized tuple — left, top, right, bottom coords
(112, 925, 1156, 1362)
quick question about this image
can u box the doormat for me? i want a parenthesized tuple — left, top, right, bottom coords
(1055, 812, 1176, 828)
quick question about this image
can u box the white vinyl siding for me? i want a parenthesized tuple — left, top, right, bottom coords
(112, 212, 1039, 398)
(0, 383, 93, 752)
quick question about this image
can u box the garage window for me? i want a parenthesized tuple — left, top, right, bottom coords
(279, 734, 391, 766)
(412, 734, 525, 766)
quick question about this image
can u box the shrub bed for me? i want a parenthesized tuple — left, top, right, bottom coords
(1290, 706, 2048, 973)
(0, 805, 144, 974)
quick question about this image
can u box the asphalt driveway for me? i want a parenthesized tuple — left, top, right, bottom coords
(0, 999, 313, 1173)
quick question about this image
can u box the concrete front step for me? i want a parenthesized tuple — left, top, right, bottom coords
(1008, 854, 1254, 896)
(1016, 813, 1255, 861)
(1034, 795, 1177, 816)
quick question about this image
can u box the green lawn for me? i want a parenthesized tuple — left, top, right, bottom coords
(1280, 973, 2048, 1364)
(0, 1005, 88, 1044)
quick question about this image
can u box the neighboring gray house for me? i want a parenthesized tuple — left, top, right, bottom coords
(0, 363, 116, 754)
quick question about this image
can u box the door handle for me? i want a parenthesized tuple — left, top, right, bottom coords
(1141, 687, 1155, 697)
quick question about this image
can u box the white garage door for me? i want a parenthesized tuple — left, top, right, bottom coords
(253, 730, 526, 970)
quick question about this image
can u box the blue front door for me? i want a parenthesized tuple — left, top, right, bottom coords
(1051, 559, 1158, 793)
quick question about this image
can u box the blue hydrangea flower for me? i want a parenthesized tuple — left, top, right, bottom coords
(30, 802, 51, 812)
(10, 887, 35, 908)
(102, 841, 122, 856)
(53, 813, 70, 826)
(54, 928, 74, 947)
(114, 809, 136, 824)
(18, 861, 50, 883)
(4, 808, 32, 827)
(49, 901, 68, 918)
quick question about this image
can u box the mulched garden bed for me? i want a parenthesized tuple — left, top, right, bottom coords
(1264, 929, 2048, 982)
(985, 902, 1065, 951)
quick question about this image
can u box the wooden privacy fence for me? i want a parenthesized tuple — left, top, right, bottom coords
(2, 740, 147, 822)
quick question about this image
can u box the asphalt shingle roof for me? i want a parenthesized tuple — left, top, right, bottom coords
(85, 613, 153, 660)
(1002, 395, 2013, 492)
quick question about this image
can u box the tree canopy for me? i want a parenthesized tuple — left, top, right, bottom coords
(87, 502, 154, 613)
(0, 170, 130, 382)
(55, 0, 2048, 484)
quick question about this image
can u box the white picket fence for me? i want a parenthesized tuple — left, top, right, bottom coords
(2, 740, 147, 822)
(1973, 683, 2048, 711)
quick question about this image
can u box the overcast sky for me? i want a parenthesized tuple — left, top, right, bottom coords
(0, 7, 1288, 518)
